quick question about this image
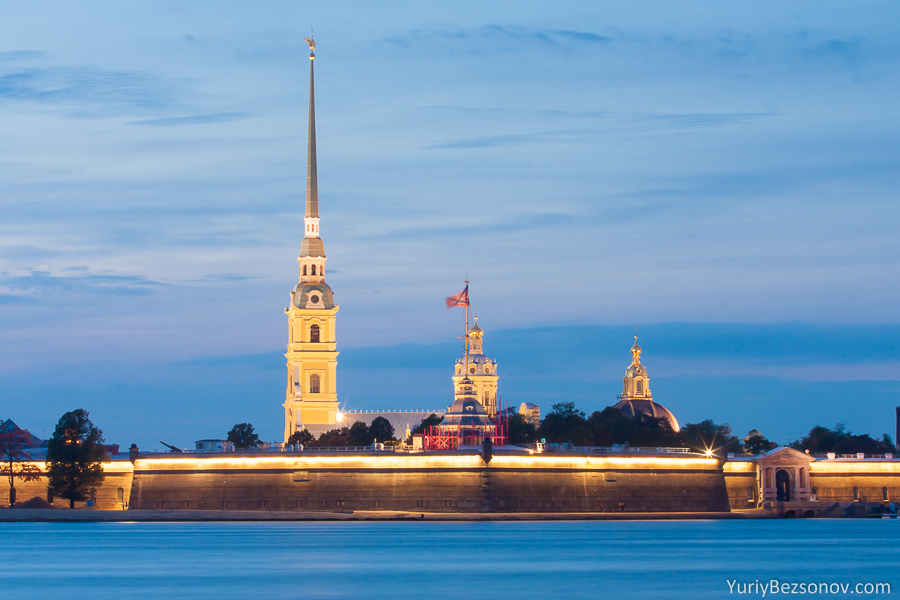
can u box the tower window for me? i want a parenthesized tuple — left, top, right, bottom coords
(310, 374, 320, 394)
(303, 265, 307, 276)
(311, 265, 316, 275)
(310, 324, 320, 343)
(636, 379, 643, 395)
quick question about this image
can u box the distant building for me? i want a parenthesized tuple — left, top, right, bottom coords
(612, 336, 680, 432)
(452, 317, 499, 417)
(339, 410, 446, 442)
(518, 403, 540, 427)
(1, 419, 42, 448)
(194, 439, 226, 451)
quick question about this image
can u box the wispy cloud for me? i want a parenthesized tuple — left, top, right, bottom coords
(0, 50, 44, 62)
(128, 112, 250, 127)
(0, 270, 165, 304)
(0, 66, 175, 113)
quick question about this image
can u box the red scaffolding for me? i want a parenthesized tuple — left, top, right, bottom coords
(423, 398, 508, 451)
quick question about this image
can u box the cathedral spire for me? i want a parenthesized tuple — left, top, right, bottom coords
(297, 35, 325, 270)
(304, 35, 318, 220)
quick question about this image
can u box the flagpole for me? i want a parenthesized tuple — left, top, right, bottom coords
(464, 279, 470, 377)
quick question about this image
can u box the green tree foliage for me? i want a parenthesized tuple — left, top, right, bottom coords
(287, 429, 315, 446)
(538, 402, 593, 445)
(742, 429, 777, 455)
(678, 419, 741, 455)
(407, 413, 444, 443)
(348, 421, 374, 446)
(46, 409, 108, 509)
(227, 423, 260, 449)
(791, 424, 896, 455)
(368, 417, 396, 443)
(587, 406, 679, 447)
(506, 409, 538, 444)
(0, 422, 41, 506)
(316, 427, 350, 446)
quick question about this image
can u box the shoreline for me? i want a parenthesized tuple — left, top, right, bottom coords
(0, 508, 773, 522)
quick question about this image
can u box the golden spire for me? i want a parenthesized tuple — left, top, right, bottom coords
(304, 34, 318, 220)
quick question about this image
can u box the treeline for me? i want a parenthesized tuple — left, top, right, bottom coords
(228, 404, 898, 456)
(504, 402, 897, 456)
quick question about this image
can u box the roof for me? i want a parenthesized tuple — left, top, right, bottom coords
(292, 282, 335, 309)
(300, 237, 325, 258)
(1, 419, 43, 447)
(613, 399, 680, 432)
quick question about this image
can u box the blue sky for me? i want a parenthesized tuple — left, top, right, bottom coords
(1, 2, 898, 449)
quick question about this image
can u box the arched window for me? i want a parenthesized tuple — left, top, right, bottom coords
(746, 486, 754, 500)
(309, 374, 320, 394)
(117, 487, 125, 505)
(853, 486, 859, 501)
(311, 265, 316, 275)
(310, 324, 320, 343)
(303, 265, 307, 276)
(883, 486, 889, 501)
(636, 379, 643, 395)
(799, 467, 806, 488)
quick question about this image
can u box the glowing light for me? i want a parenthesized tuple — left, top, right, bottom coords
(705, 449, 714, 458)
(335, 411, 344, 423)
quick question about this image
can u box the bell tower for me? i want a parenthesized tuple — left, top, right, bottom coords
(283, 36, 340, 442)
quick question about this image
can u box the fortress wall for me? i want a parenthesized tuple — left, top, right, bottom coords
(5, 461, 134, 509)
(130, 451, 730, 513)
(722, 462, 758, 510)
(809, 461, 900, 503)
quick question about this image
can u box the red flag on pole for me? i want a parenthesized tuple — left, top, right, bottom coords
(445, 286, 469, 308)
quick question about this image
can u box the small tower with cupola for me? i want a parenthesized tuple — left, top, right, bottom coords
(452, 317, 500, 418)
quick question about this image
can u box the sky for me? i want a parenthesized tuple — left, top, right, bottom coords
(1, 1, 899, 450)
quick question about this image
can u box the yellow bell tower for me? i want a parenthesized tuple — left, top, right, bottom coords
(283, 36, 340, 442)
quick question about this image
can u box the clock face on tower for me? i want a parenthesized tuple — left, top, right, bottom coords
(310, 295, 320, 304)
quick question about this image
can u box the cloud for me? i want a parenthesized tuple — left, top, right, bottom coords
(0, 270, 166, 304)
(0, 50, 44, 62)
(427, 128, 583, 149)
(385, 25, 613, 53)
(128, 112, 250, 127)
(0, 66, 175, 113)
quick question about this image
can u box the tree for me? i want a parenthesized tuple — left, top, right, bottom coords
(791, 424, 896, 455)
(316, 427, 350, 446)
(506, 408, 538, 445)
(0, 422, 41, 506)
(348, 421, 374, 446)
(538, 402, 593, 446)
(678, 419, 741, 455)
(586, 406, 678, 448)
(227, 423, 260, 449)
(368, 417, 396, 443)
(407, 413, 444, 443)
(287, 429, 315, 446)
(46, 409, 107, 509)
(742, 429, 777, 455)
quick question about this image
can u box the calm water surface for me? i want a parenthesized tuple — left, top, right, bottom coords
(4, 520, 898, 599)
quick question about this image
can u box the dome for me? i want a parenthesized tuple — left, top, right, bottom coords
(292, 283, 335, 309)
(300, 237, 325, 258)
(458, 354, 493, 365)
(612, 399, 680, 432)
(469, 318, 484, 339)
(441, 394, 493, 427)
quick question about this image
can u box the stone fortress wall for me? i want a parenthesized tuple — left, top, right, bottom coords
(9, 451, 900, 514)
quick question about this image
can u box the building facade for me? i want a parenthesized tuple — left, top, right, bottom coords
(452, 318, 500, 417)
(283, 38, 340, 441)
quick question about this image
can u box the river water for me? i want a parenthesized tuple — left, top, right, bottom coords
(3, 519, 898, 599)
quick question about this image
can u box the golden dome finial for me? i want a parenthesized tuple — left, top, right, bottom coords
(630, 333, 642, 365)
(469, 316, 484, 339)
